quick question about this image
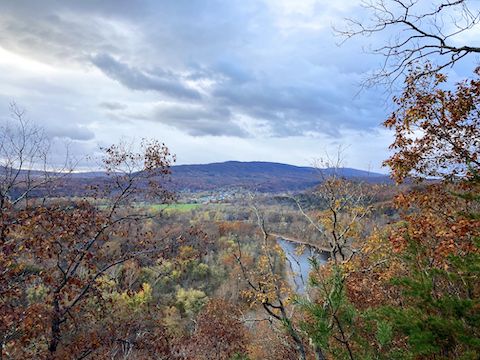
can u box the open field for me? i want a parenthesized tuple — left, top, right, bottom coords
(147, 203, 203, 213)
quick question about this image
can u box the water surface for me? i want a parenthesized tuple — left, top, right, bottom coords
(277, 238, 329, 293)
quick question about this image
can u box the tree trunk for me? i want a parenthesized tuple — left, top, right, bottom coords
(48, 297, 62, 357)
(286, 324, 307, 360)
(314, 345, 326, 360)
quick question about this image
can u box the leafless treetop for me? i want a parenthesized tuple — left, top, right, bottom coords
(338, 0, 480, 86)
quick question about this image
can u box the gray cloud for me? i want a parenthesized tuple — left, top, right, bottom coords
(0, 0, 387, 139)
(99, 101, 128, 111)
(91, 54, 201, 100)
(0, 11, 124, 65)
(152, 104, 249, 137)
(211, 76, 382, 136)
(1, 0, 477, 169)
(46, 125, 95, 141)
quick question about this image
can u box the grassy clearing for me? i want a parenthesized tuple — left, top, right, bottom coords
(96, 202, 204, 213)
(148, 203, 202, 213)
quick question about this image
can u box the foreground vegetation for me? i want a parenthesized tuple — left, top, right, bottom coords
(1, 66, 478, 359)
(1, 1, 480, 359)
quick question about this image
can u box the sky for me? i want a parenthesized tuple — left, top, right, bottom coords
(0, 0, 478, 172)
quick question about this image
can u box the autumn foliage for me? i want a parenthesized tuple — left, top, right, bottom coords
(1, 62, 479, 360)
(384, 66, 480, 182)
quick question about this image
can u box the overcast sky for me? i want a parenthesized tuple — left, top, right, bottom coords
(0, 0, 478, 171)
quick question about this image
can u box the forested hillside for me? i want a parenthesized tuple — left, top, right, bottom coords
(1, 1, 479, 359)
(169, 161, 389, 192)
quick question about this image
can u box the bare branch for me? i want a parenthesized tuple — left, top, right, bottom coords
(337, 0, 480, 86)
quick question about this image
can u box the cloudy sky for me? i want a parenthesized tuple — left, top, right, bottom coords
(0, 0, 478, 171)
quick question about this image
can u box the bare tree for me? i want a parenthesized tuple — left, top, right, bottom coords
(0, 106, 177, 359)
(43, 139, 175, 357)
(233, 204, 311, 360)
(0, 103, 70, 358)
(1, 103, 50, 214)
(232, 150, 378, 359)
(286, 152, 377, 360)
(290, 151, 375, 264)
(337, 0, 480, 85)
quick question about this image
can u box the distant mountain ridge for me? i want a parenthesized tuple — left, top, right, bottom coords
(1, 161, 391, 195)
(169, 161, 390, 192)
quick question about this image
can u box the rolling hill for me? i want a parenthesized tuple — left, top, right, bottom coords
(169, 161, 390, 192)
(2, 161, 391, 196)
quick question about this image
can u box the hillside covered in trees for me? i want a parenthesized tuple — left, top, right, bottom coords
(1, 0, 479, 359)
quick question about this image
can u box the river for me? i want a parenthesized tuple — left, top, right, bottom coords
(277, 238, 329, 294)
